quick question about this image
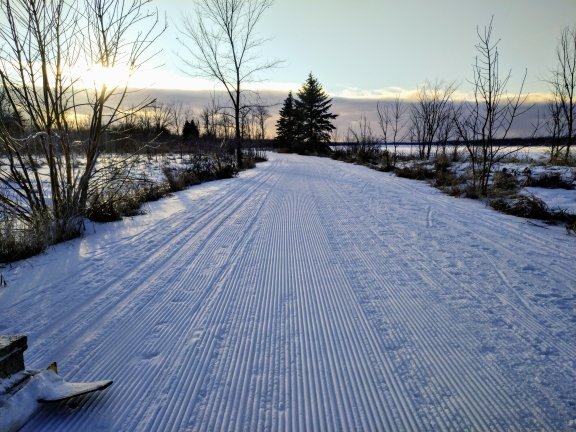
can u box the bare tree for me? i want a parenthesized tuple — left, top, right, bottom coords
(345, 114, 381, 163)
(377, 102, 391, 148)
(254, 104, 271, 140)
(409, 80, 457, 159)
(547, 26, 576, 163)
(136, 102, 175, 141)
(167, 101, 194, 156)
(455, 17, 529, 195)
(239, 94, 271, 141)
(0, 89, 20, 134)
(178, 0, 279, 167)
(347, 114, 377, 145)
(167, 101, 186, 137)
(200, 92, 223, 140)
(0, 0, 164, 243)
(80, 0, 165, 206)
(0, 0, 80, 233)
(546, 98, 564, 160)
(377, 95, 406, 168)
(240, 104, 253, 140)
(331, 128, 340, 144)
(436, 103, 459, 158)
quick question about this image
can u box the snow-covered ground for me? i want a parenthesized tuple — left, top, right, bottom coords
(523, 187, 576, 213)
(1, 153, 575, 431)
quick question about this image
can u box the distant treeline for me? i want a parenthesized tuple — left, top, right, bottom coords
(331, 137, 559, 148)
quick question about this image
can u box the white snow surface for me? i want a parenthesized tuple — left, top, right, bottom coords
(0, 369, 100, 432)
(522, 187, 576, 213)
(1, 153, 575, 431)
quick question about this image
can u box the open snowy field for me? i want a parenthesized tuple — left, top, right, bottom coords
(1, 153, 575, 431)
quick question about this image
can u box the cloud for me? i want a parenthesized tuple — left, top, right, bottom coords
(331, 87, 418, 101)
(330, 86, 555, 105)
(126, 87, 549, 141)
(129, 69, 222, 91)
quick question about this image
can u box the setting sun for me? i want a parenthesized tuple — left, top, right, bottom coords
(77, 63, 132, 90)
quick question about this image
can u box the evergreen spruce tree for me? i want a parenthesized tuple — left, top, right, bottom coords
(275, 91, 300, 152)
(295, 73, 337, 153)
(182, 119, 200, 142)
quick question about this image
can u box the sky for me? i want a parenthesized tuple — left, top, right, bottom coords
(1, 0, 574, 137)
(146, 0, 576, 99)
(125, 0, 576, 138)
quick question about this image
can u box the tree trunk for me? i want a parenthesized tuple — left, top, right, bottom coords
(235, 90, 243, 169)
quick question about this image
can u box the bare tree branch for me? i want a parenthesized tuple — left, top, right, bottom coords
(455, 17, 530, 195)
(178, 0, 279, 167)
(0, 0, 164, 244)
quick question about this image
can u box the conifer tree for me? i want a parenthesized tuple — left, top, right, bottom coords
(275, 91, 300, 151)
(295, 73, 338, 153)
(182, 119, 200, 142)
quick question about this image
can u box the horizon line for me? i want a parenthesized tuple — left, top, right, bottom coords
(137, 85, 552, 104)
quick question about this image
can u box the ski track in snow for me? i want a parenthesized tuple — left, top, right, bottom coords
(2, 153, 576, 431)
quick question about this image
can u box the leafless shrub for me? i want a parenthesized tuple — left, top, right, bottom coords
(490, 195, 551, 220)
(163, 167, 200, 192)
(241, 148, 268, 169)
(524, 172, 574, 190)
(86, 177, 168, 222)
(546, 26, 576, 163)
(395, 163, 435, 180)
(490, 194, 576, 231)
(0, 213, 51, 263)
(0, 0, 164, 245)
(435, 171, 461, 188)
(434, 154, 451, 173)
(454, 17, 529, 195)
(491, 169, 520, 194)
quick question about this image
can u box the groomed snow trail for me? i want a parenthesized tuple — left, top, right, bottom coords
(2, 153, 575, 431)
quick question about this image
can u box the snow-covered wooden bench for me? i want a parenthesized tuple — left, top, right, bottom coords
(1, 334, 113, 430)
(0, 335, 27, 379)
